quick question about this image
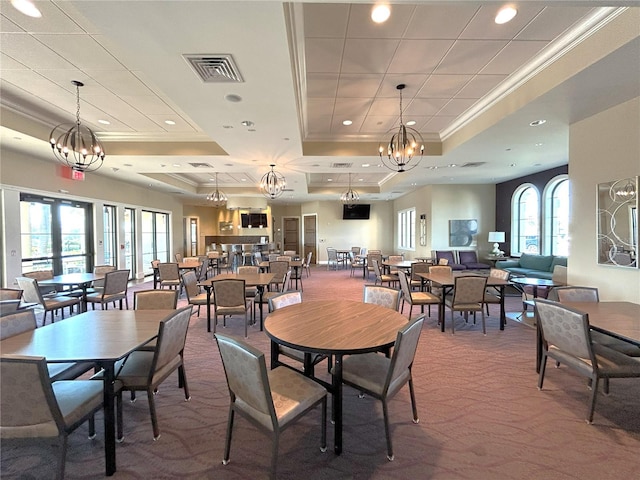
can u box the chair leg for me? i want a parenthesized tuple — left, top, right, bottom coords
(451, 311, 455, 334)
(381, 400, 394, 461)
(56, 436, 68, 480)
(179, 364, 191, 400)
(222, 408, 235, 465)
(537, 352, 548, 389)
(147, 388, 160, 440)
(587, 376, 599, 424)
(481, 310, 486, 335)
(270, 431, 279, 480)
(88, 415, 96, 439)
(320, 396, 327, 452)
(408, 376, 419, 424)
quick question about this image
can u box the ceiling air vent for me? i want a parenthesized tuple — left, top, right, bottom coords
(331, 162, 353, 169)
(188, 162, 214, 168)
(461, 162, 486, 168)
(184, 54, 244, 83)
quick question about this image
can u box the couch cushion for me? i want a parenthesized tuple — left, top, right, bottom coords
(550, 256, 567, 271)
(519, 253, 553, 272)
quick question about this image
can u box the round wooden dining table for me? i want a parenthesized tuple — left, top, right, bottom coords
(264, 299, 408, 455)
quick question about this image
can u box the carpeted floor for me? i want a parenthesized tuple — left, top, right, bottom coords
(2, 265, 639, 479)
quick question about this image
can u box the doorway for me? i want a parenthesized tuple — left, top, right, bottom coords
(303, 214, 317, 264)
(283, 217, 300, 255)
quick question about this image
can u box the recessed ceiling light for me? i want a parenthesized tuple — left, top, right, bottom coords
(358, 178, 364, 181)
(241, 178, 247, 182)
(327, 178, 333, 182)
(535, 143, 544, 147)
(529, 119, 546, 126)
(98, 119, 110, 125)
(371, 5, 390, 23)
(173, 163, 181, 167)
(406, 120, 417, 126)
(510, 163, 517, 167)
(361, 163, 370, 168)
(283, 137, 290, 141)
(495, 6, 517, 24)
(448, 164, 457, 168)
(225, 94, 242, 103)
(164, 120, 176, 125)
(342, 120, 353, 126)
(225, 163, 233, 167)
(11, 0, 41, 18)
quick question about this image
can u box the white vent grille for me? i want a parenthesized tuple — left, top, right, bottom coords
(184, 54, 244, 83)
(189, 162, 214, 168)
(461, 162, 486, 168)
(331, 162, 353, 168)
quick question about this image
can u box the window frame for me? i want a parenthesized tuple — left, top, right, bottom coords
(510, 184, 540, 255)
(398, 207, 416, 251)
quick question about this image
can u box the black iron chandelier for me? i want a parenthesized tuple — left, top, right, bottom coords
(378, 84, 424, 173)
(206, 172, 227, 207)
(49, 80, 106, 172)
(340, 173, 360, 206)
(260, 164, 286, 199)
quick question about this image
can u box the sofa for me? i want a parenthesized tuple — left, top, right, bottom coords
(495, 253, 567, 280)
(434, 250, 490, 270)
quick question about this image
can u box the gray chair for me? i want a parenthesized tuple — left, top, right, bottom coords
(0, 309, 94, 381)
(366, 253, 383, 279)
(326, 248, 339, 270)
(534, 299, 640, 424)
(0, 355, 104, 480)
(215, 333, 327, 479)
(268, 261, 289, 292)
(237, 265, 259, 298)
(445, 275, 487, 334)
(409, 261, 430, 290)
(16, 276, 81, 325)
(134, 289, 179, 310)
(257, 269, 292, 315)
(484, 268, 510, 315)
(398, 270, 439, 320)
(212, 279, 254, 338)
(97, 306, 192, 441)
(363, 284, 401, 311)
(85, 269, 130, 310)
(372, 259, 398, 287)
(182, 270, 209, 317)
(0, 288, 23, 301)
(302, 251, 313, 277)
(338, 315, 425, 461)
(87, 264, 117, 294)
(158, 263, 181, 290)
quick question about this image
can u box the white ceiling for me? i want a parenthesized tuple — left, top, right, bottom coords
(1, 1, 639, 206)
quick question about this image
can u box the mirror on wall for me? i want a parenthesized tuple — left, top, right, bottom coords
(597, 176, 638, 268)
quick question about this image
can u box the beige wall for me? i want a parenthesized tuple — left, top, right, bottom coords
(569, 96, 640, 301)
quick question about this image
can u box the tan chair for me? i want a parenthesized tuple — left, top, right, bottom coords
(97, 306, 192, 441)
(302, 251, 313, 278)
(386, 255, 403, 274)
(349, 252, 365, 278)
(134, 289, 178, 310)
(1, 355, 105, 480)
(0, 309, 94, 381)
(150, 259, 161, 288)
(338, 315, 425, 461)
(283, 250, 296, 257)
(276, 255, 292, 262)
(398, 270, 439, 319)
(409, 262, 430, 290)
(326, 248, 339, 270)
(174, 253, 183, 262)
(237, 265, 259, 298)
(427, 265, 452, 297)
(268, 290, 302, 312)
(372, 259, 398, 287)
(88, 265, 116, 293)
(555, 286, 640, 356)
(158, 263, 181, 290)
(484, 268, 510, 315)
(212, 279, 254, 338)
(363, 284, 401, 311)
(257, 269, 292, 315)
(534, 299, 640, 424)
(0, 288, 23, 301)
(445, 276, 488, 334)
(268, 261, 289, 291)
(181, 270, 209, 317)
(85, 269, 130, 310)
(22, 269, 57, 296)
(0, 299, 21, 316)
(215, 333, 327, 478)
(16, 277, 80, 325)
(366, 253, 382, 279)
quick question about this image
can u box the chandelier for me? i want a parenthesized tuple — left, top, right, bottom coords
(340, 173, 360, 205)
(49, 80, 106, 172)
(378, 84, 424, 173)
(206, 172, 227, 207)
(260, 164, 286, 199)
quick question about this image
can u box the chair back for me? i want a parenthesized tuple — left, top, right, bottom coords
(0, 300, 21, 316)
(534, 299, 593, 361)
(489, 268, 510, 280)
(363, 284, 401, 311)
(458, 251, 478, 264)
(238, 266, 259, 275)
(397, 270, 412, 300)
(269, 291, 302, 311)
(151, 306, 192, 382)
(151, 260, 160, 269)
(268, 253, 279, 262)
(102, 269, 130, 296)
(134, 289, 178, 310)
(0, 309, 37, 339)
(175, 253, 183, 262)
(279, 269, 293, 293)
(410, 262, 430, 281)
(276, 256, 291, 262)
(213, 279, 247, 308)
(555, 286, 599, 303)
(435, 251, 456, 265)
(215, 333, 276, 428)
(269, 261, 289, 286)
(181, 271, 201, 299)
(327, 248, 338, 262)
(254, 251, 263, 263)
(368, 250, 381, 255)
(428, 265, 452, 276)
(367, 253, 382, 267)
(384, 316, 425, 394)
(0, 288, 23, 301)
(351, 246, 361, 255)
(452, 276, 487, 305)
(22, 270, 53, 281)
(388, 255, 403, 263)
(283, 250, 296, 257)
(304, 251, 313, 267)
(93, 265, 116, 288)
(371, 258, 383, 278)
(158, 263, 180, 282)
(0, 355, 64, 438)
(15, 277, 45, 305)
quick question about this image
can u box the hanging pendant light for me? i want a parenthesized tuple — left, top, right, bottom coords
(260, 164, 286, 199)
(49, 80, 106, 172)
(340, 173, 360, 206)
(378, 84, 424, 173)
(206, 172, 227, 207)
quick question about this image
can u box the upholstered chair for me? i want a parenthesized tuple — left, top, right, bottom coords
(445, 276, 488, 334)
(397, 271, 439, 320)
(363, 284, 401, 311)
(85, 269, 130, 310)
(16, 277, 80, 325)
(212, 279, 254, 337)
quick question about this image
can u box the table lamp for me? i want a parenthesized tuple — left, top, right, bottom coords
(488, 231, 505, 256)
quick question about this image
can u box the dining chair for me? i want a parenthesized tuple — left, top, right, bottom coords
(338, 315, 425, 461)
(268, 261, 289, 292)
(0, 288, 23, 301)
(181, 270, 209, 317)
(158, 263, 182, 291)
(1, 355, 104, 479)
(276, 255, 292, 262)
(97, 306, 192, 441)
(445, 275, 488, 334)
(534, 299, 640, 424)
(88, 265, 117, 294)
(397, 270, 439, 319)
(134, 289, 179, 310)
(85, 269, 130, 310)
(484, 268, 510, 315)
(409, 261, 430, 290)
(212, 279, 254, 338)
(386, 255, 403, 274)
(426, 265, 452, 297)
(283, 250, 297, 258)
(372, 259, 398, 287)
(174, 253, 183, 262)
(0, 309, 95, 381)
(555, 286, 640, 356)
(366, 253, 383, 279)
(257, 269, 292, 315)
(237, 265, 259, 298)
(349, 252, 365, 278)
(150, 260, 161, 288)
(363, 284, 401, 311)
(326, 248, 339, 270)
(0, 299, 21, 316)
(16, 277, 81, 325)
(22, 269, 58, 297)
(214, 332, 327, 479)
(302, 251, 313, 278)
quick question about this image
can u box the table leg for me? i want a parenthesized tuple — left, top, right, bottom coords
(439, 287, 447, 333)
(294, 267, 299, 290)
(258, 286, 265, 331)
(269, 340, 279, 370)
(102, 362, 116, 476)
(205, 286, 212, 333)
(362, 262, 367, 279)
(499, 285, 506, 330)
(536, 321, 543, 373)
(81, 284, 89, 313)
(332, 353, 343, 455)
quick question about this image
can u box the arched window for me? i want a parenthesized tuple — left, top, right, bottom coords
(511, 184, 540, 254)
(543, 175, 569, 256)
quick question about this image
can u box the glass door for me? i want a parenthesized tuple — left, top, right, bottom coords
(124, 207, 136, 278)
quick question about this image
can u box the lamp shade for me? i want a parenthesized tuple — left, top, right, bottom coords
(488, 232, 505, 243)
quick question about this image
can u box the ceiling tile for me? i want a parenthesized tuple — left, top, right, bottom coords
(346, 4, 415, 39)
(1, 2, 84, 34)
(459, 5, 544, 40)
(404, 5, 480, 39)
(516, 7, 596, 41)
(147, 114, 197, 133)
(303, 3, 349, 38)
(304, 38, 344, 73)
(482, 41, 548, 75)
(387, 39, 456, 74)
(0, 32, 75, 69)
(336, 74, 383, 98)
(341, 39, 399, 74)
(307, 73, 339, 97)
(0, 52, 27, 69)
(0, 14, 23, 33)
(423, 115, 457, 133)
(455, 75, 506, 98)
(404, 98, 449, 117)
(84, 69, 155, 96)
(434, 39, 509, 75)
(306, 97, 335, 117)
(417, 74, 473, 98)
(377, 76, 427, 98)
(331, 116, 365, 133)
(437, 98, 478, 116)
(333, 97, 373, 117)
(306, 115, 333, 134)
(119, 95, 175, 116)
(34, 34, 123, 70)
(367, 97, 402, 116)
(360, 115, 397, 134)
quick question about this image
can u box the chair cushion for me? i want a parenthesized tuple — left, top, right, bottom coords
(268, 366, 326, 427)
(48, 362, 95, 382)
(52, 380, 103, 428)
(519, 253, 553, 271)
(341, 353, 410, 397)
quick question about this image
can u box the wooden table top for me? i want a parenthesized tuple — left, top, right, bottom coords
(382, 260, 415, 268)
(562, 301, 640, 345)
(0, 310, 172, 362)
(39, 272, 104, 286)
(258, 260, 303, 268)
(264, 300, 408, 355)
(202, 272, 276, 287)
(417, 272, 509, 287)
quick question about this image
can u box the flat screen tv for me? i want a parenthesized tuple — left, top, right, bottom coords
(343, 204, 370, 220)
(241, 213, 267, 228)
